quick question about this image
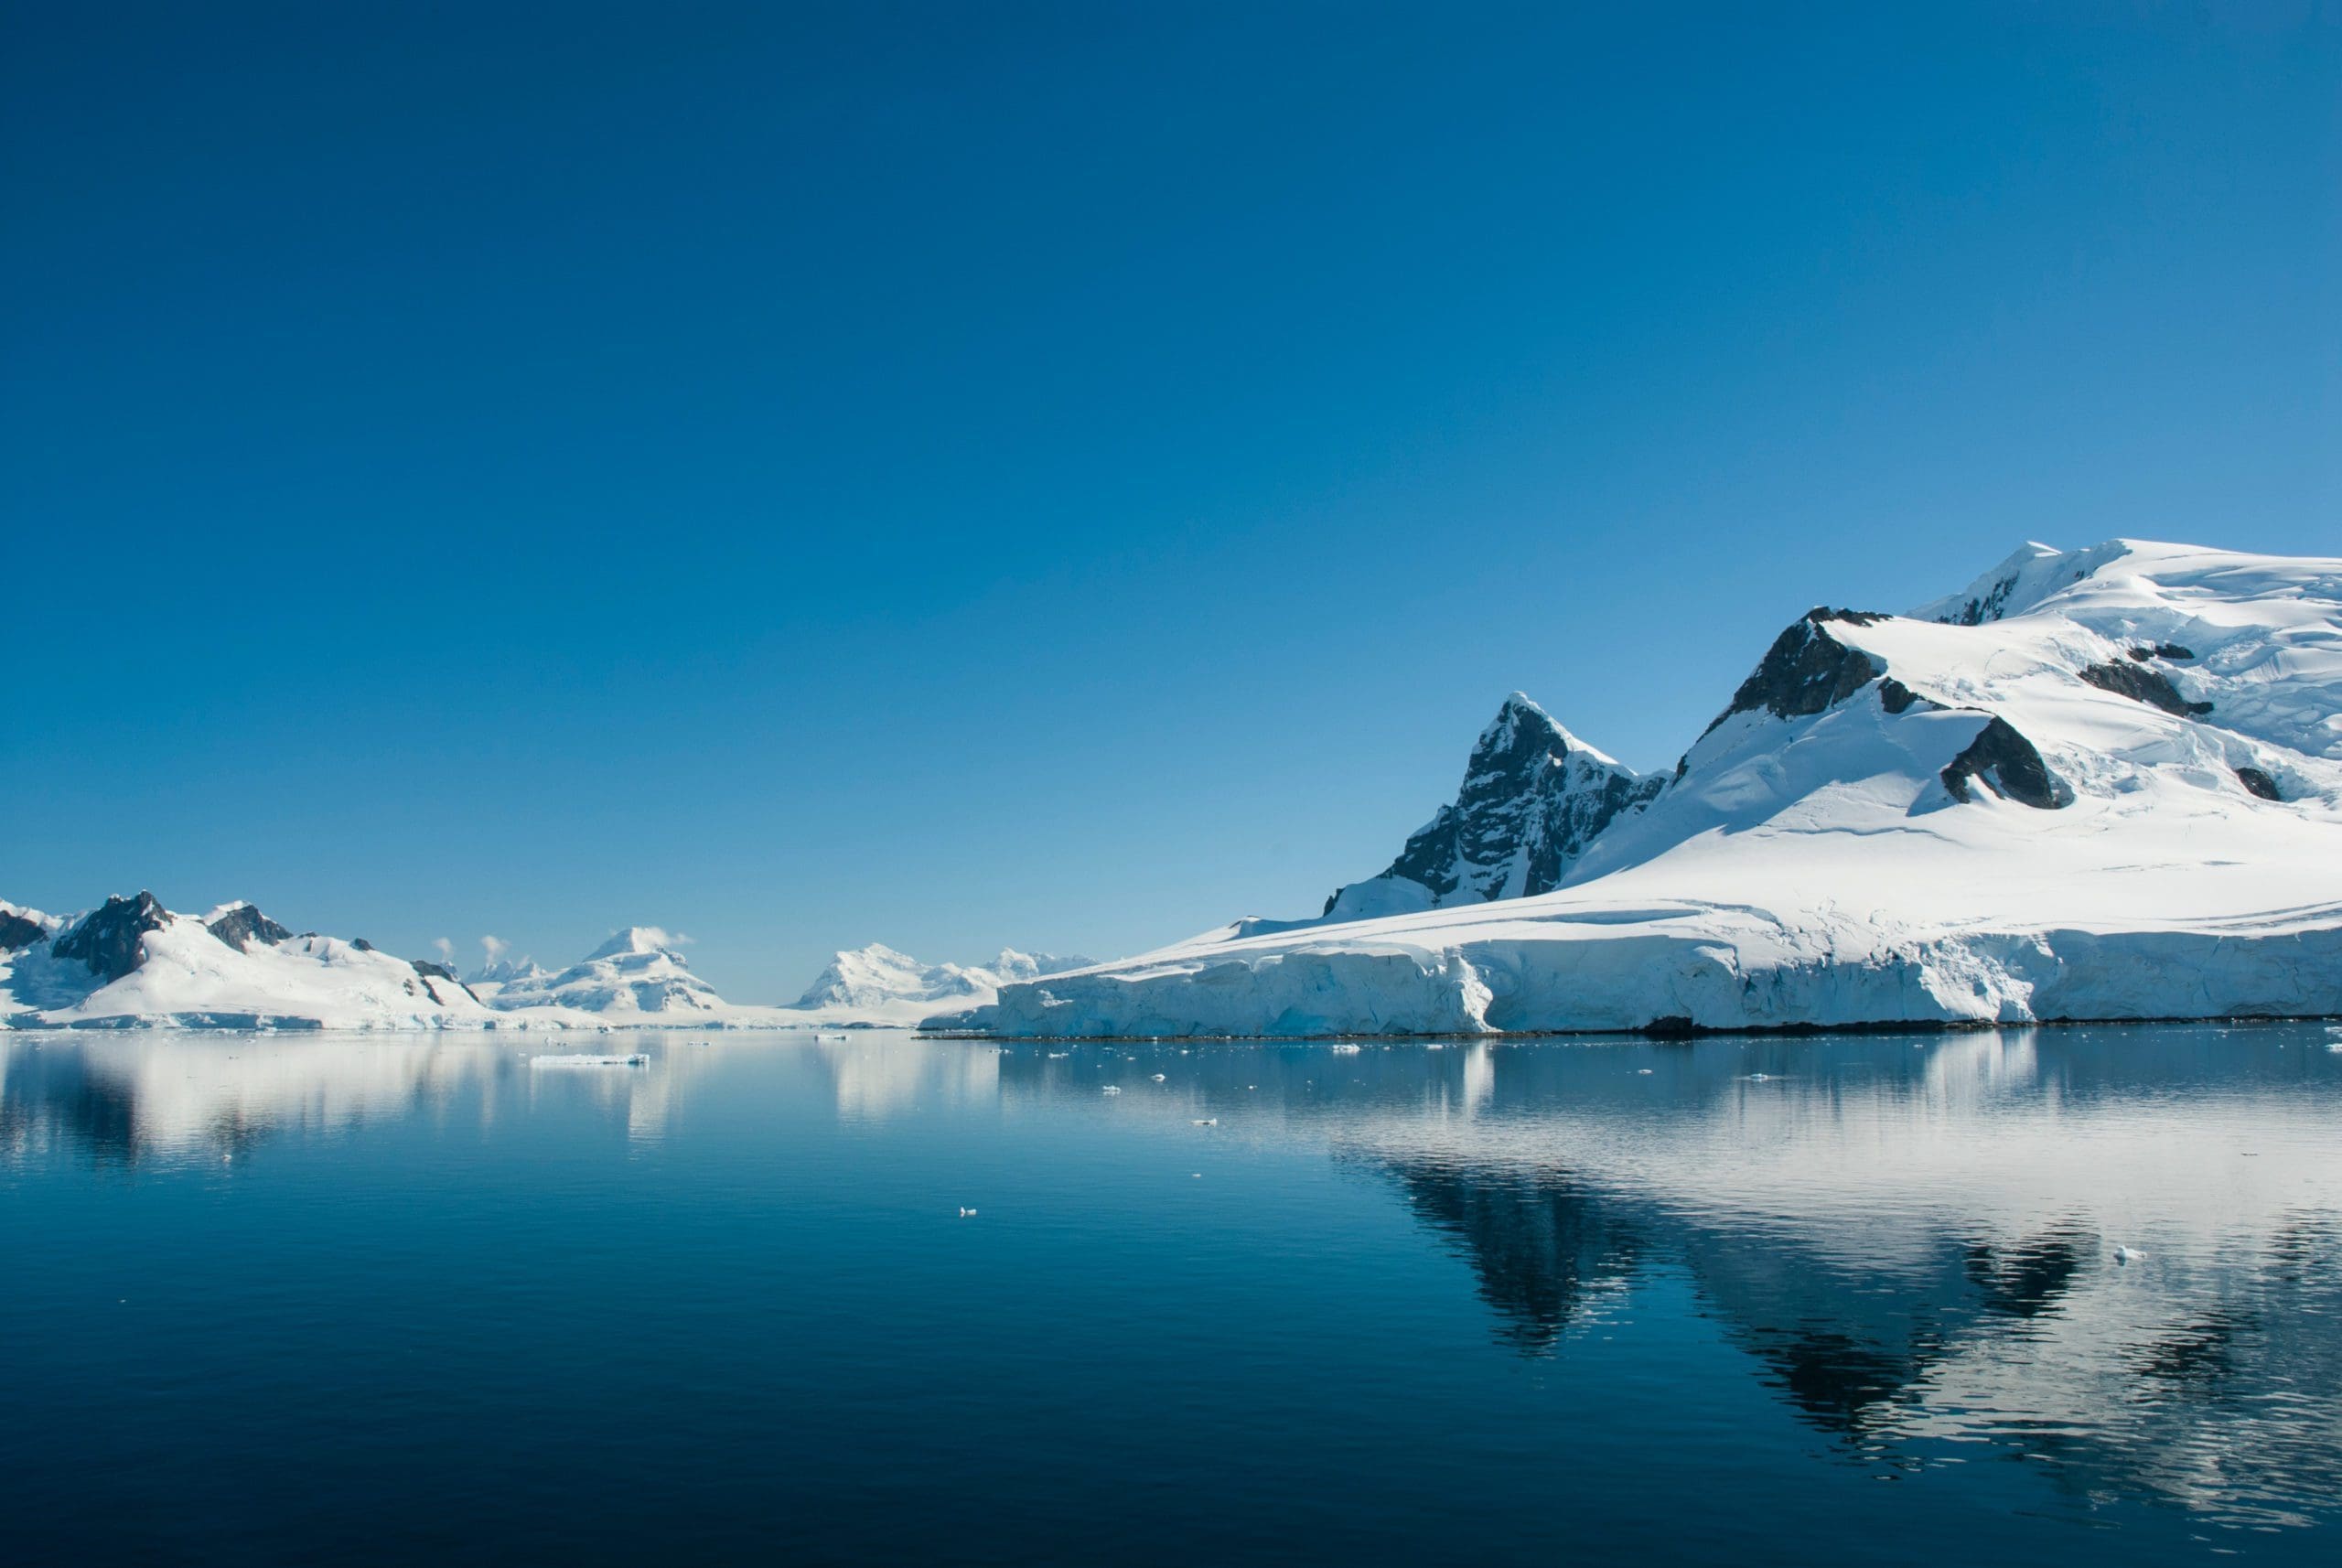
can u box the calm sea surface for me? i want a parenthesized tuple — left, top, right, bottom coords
(4, 1025, 2337, 1565)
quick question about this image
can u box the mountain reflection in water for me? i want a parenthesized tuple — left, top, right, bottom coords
(3, 1025, 2337, 1562)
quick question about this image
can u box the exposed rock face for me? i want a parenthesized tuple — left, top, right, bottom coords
(2129, 643, 2195, 662)
(51, 892, 169, 982)
(1702, 611, 1887, 735)
(1325, 693, 1662, 913)
(206, 903, 293, 950)
(1941, 718, 2071, 809)
(1877, 678, 1937, 714)
(2236, 767, 2283, 801)
(406, 959, 481, 1005)
(2078, 660, 2213, 717)
(0, 908, 48, 952)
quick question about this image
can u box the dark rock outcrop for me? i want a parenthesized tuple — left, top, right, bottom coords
(2128, 643, 2196, 661)
(206, 903, 293, 950)
(2079, 660, 2212, 717)
(2236, 767, 2283, 801)
(1877, 678, 1940, 715)
(1701, 612, 1886, 736)
(1940, 719, 2071, 810)
(0, 908, 48, 952)
(51, 892, 170, 983)
(1327, 693, 1661, 913)
(351, 939, 375, 952)
(407, 959, 481, 1005)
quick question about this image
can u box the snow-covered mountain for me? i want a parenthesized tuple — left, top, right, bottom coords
(3, 894, 502, 1030)
(784, 944, 1094, 1027)
(479, 927, 727, 1018)
(2, 899, 1092, 1033)
(0, 906, 800, 1031)
(467, 951, 552, 993)
(949, 540, 2342, 1037)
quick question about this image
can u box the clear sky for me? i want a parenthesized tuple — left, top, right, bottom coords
(6, 3, 2337, 998)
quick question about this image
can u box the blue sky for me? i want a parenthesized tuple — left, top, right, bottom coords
(6, 4, 2337, 997)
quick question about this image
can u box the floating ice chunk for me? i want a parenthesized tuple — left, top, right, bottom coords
(2113, 1245, 2144, 1264)
(958, 1207, 978, 1219)
(1151, 1073, 1166, 1081)
(1192, 1118, 1218, 1126)
(531, 1053, 650, 1068)
(1328, 1043, 1362, 1054)
(1637, 1069, 1653, 1075)
(1101, 1085, 1121, 1095)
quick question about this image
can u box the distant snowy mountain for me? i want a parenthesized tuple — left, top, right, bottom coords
(3, 899, 1090, 1033)
(951, 540, 2342, 1037)
(467, 952, 552, 992)
(0, 906, 795, 1031)
(481, 928, 730, 1018)
(786, 944, 1093, 1027)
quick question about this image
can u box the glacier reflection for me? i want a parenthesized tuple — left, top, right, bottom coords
(987, 1024, 2342, 1531)
(5, 1024, 2337, 1532)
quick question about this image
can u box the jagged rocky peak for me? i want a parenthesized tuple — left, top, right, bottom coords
(206, 901, 294, 950)
(1324, 693, 1662, 917)
(51, 891, 170, 982)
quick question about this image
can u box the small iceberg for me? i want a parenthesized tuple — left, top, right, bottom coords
(1328, 1043, 1361, 1054)
(958, 1207, 978, 1219)
(1191, 1118, 1218, 1126)
(531, 1053, 650, 1068)
(1101, 1085, 1122, 1095)
(2113, 1245, 2144, 1265)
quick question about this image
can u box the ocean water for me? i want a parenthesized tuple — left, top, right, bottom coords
(3, 1024, 2337, 1566)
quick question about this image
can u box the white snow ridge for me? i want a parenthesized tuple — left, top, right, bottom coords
(940, 540, 2342, 1038)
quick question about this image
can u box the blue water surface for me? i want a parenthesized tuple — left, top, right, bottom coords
(4, 1025, 2337, 1565)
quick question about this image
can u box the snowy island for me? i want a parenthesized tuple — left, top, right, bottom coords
(931, 539, 2342, 1037)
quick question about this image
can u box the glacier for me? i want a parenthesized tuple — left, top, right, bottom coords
(942, 540, 2342, 1038)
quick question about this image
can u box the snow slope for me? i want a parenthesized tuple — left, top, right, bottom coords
(951, 540, 2342, 1037)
